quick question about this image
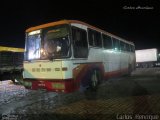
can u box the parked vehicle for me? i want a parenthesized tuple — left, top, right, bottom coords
(23, 20, 135, 93)
(136, 48, 159, 68)
(0, 46, 24, 83)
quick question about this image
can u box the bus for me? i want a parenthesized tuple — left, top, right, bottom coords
(23, 20, 135, 93)
(0, 46, 24, 82)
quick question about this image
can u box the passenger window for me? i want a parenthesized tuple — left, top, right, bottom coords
(112, 37, 120, 50)
(102, 34, 112, 49)
(120, 41, 126, 51)
(130, 45, 135, 52)
(72, 26, 88, 58)
(126, 43, 131, 52)
(88, 29, 102, 47)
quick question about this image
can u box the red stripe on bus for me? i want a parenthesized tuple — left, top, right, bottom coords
(73, 62, 105, 81)
(24, 78, 75, 93)
(104, 68, 128, 79)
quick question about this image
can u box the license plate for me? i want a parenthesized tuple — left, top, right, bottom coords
(38, 83, 45, 87)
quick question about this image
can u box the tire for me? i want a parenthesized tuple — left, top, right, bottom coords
(84, 69, 102, 100)
(90, 69, 100, 91)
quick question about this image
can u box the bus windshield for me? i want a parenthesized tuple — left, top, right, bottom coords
(27, 33, 41, 60)
(25, 25, 70, 60)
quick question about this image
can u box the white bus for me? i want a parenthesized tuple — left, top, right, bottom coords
(23, 20, 135, 93)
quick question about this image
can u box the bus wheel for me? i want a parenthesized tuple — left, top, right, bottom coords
(90, 69, 100, 91)
(84, 69, 100, 100)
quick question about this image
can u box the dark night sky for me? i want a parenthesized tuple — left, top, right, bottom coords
(0, 0, 159, 50)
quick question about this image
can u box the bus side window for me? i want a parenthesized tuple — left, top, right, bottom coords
(133, 46, 135, 52)
(102, 34, 112, 49)
(88, 29, 94, 46)
(120, 41, 126, 51)
(112, 37, 120, 50)
(120, 41, 123, 51)
(126, 43, 130, 52)
(94, 31, 102, 47)
(88, 29, 102, 48)
(130, 45, 135, 52)
(72, 26, 88, 58)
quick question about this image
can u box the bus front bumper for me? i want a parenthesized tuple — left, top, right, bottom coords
(23, 78, 78, 93)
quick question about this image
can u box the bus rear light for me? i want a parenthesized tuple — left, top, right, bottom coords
(62, 67, 68, 71)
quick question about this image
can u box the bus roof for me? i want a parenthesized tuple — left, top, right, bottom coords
(0, 46, 24, 52)
(26, 20, 134, 45)
(26, 20, 70, 32)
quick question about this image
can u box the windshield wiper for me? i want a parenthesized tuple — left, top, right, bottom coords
(33, 48, 40, 55)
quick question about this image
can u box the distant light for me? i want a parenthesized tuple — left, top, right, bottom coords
(28, 30, 41, 36)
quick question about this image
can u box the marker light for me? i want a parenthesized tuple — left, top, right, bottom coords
(28, 30, 41, 36)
